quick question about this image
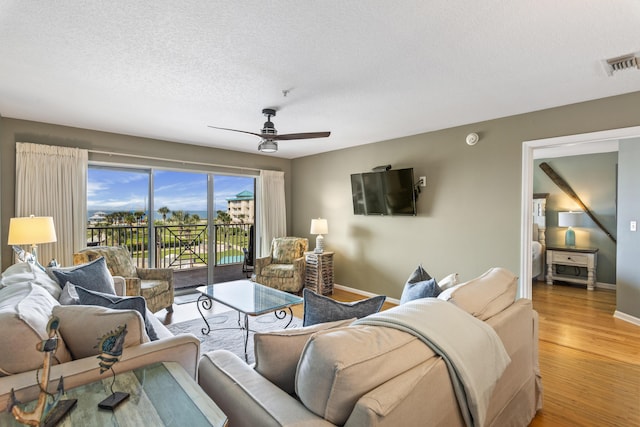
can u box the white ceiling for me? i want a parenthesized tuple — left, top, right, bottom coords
(1, 1, 640, 159)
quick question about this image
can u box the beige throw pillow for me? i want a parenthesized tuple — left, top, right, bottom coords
(253, 318, 355, 394)
(53, 305, 149, 360)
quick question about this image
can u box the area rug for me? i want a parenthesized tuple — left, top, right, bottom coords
(166, 311, 302, 364)
(173, 291, 202, 305)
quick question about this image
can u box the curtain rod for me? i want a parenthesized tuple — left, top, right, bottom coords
(88, 149, 262, 173)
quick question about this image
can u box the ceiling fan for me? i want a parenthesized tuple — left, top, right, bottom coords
(208, 108, 331, 153)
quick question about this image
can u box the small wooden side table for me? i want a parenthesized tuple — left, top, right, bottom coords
(546, 246, 598, 290)
(305, 251, 334, 295)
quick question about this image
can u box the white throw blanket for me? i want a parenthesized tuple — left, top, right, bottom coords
(354, 298, 511, 427)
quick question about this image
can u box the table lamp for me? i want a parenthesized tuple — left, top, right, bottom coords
(558, 211, 582, 247)
(310, 218, 328, 253)
(7, 215, 57, 266)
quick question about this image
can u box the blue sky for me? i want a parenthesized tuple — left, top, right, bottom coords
(88, 168, 254, 214)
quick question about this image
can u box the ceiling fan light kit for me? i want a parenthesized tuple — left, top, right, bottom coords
(258, 140, 278, 153)
(208, 108, 331, 154)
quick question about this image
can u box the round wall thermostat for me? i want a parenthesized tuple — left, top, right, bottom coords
(466, 133, 479, 146)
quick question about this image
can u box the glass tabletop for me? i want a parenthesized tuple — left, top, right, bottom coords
(197, 280, 303, 315)
(1, 362, 227, 426)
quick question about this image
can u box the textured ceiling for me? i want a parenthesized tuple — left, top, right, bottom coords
(1, 1, 640, 159)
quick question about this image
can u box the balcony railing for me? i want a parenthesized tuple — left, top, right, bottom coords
(86, 223, 253, 270)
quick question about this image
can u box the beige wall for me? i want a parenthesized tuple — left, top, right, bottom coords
(291, 91, 640, 302)
(0, 118, 291, 269)
(2, 91, 640, 315)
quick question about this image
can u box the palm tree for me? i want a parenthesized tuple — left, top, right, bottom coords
(158, 206, 170, 223)
(134, 210, 146, 224)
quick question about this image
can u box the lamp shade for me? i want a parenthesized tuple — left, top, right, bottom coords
(558, 211, 582, 228)
(310, 218, 328, 235)
(7, 216, 57, 245)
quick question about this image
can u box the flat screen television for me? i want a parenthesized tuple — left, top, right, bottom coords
(350, 168, 417, 216)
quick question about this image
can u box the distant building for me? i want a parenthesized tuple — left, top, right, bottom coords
(227, 190, 254, 223)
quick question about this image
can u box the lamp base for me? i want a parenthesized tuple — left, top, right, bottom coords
(314, 235, 325, 253)
(565, 228, 576, 247)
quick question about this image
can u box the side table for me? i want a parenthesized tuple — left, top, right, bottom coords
(546, 246, 598, 290)
(305, 251, 334, 295)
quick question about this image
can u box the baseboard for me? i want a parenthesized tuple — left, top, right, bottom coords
(334, 284, 400, 305)
(613, 310, 640, 327)
(596, 282, 616, 290)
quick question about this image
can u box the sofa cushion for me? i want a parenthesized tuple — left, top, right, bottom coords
(303, 289, 386, 326)
(437, 267, 517, 320)
(74, 285, 158, 341)
(253, 318, 355, 394)
(1, 262, 62, 300)
(48, 257, 116, 295)
(0, 283, 72, 376)
(296, 324, 435, 425)
(52, 304, 150, 359)
(438, 272, 460, 291)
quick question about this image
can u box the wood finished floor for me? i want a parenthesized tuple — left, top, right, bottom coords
(155, 283, 640, 426)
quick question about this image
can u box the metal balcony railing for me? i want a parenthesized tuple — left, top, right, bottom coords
(86, 223, 253, 269)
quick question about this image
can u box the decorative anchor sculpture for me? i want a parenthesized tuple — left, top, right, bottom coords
(95, 324, 129, 410)
(8, 316, 77, 427)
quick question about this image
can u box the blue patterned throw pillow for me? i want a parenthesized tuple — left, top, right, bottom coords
(400, 265, 442, 304)
(303, 289, 386, 326)
(49, 257, 116, 295)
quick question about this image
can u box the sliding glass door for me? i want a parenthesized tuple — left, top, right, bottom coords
(87, 165, 255, 285)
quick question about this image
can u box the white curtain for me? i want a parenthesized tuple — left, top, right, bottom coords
(258, 170, 286, 256)
(15, 142, 88, 266)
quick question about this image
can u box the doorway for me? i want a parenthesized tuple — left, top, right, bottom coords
(519, 125, 640, 299)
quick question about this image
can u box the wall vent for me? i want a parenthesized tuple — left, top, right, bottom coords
(603, 53, 640, 76)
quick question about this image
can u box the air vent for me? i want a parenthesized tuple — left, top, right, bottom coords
(603, 53, 640, 76)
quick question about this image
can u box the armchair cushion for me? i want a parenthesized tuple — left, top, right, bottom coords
(272, 237, 307, 264)
(48, 257, 116, 295)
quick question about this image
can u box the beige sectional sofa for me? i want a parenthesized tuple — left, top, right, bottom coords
(198, 267, 542, 426)
(0, 262, 200, 409)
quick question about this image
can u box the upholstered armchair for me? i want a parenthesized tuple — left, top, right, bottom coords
(73, 246, 174, 313)
(255, 237, 308, 293)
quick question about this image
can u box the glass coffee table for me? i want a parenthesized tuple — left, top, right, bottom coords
(196, 280, 303, 361)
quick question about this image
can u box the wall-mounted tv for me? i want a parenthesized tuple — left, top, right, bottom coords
(350, 168, 417, 216)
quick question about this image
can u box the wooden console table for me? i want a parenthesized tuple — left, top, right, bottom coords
(546, 246, 598, 290)
(305, 251, 334, 295)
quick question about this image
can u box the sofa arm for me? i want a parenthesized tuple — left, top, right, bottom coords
(198, 350, 333, 427)
(113, 276, 126, 296)
(0, 333, 200, 409)
(254, 256, 272, 275)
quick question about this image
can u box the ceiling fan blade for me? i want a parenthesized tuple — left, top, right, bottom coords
(208, 125, 262, 138)
(272, 131, 331, 141)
